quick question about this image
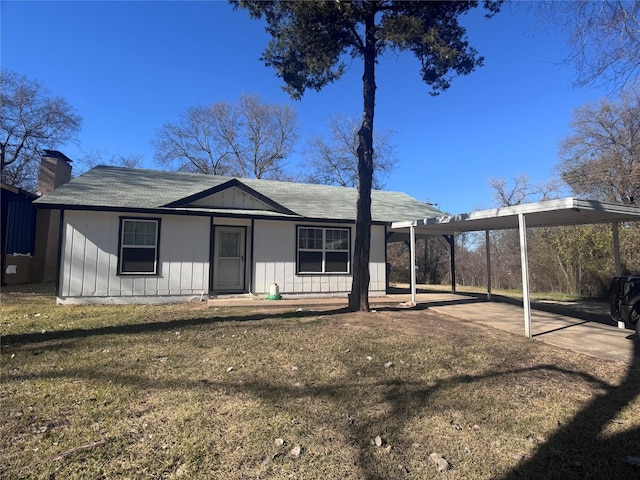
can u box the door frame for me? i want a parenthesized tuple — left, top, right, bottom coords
(210, 225, 247, 293)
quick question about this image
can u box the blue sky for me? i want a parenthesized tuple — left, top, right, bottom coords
(2, 1, 611, 213)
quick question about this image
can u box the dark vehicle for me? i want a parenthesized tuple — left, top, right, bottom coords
(610, 275, 640, 338)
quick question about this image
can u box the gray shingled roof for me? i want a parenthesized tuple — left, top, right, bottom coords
(34, 166, 442, 223)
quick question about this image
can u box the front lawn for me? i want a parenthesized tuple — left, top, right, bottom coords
(1, 287, 638, 479)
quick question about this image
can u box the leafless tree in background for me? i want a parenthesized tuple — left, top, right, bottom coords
(1, 70, 81, 191)
(76, 149, 144, 172)
(153, 93, 298, 180)
(537, 0, 640, 89)
(489, 175, 561, 207)
(304, 114, 398, 189)
(558, 88, 640, 205)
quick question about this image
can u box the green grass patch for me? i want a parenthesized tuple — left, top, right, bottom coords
(1, 285, 639, 479)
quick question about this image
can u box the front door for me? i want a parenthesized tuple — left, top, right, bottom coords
(213, 227, 245, 291)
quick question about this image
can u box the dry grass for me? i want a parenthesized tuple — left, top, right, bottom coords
(1, 285, 639, 479)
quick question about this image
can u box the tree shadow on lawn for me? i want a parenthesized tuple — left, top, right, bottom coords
(9, 356, 630, 480)
(2, 302, 441, 349)
(0, 306, 353, 347)
(4, 305, 639, 478)
(11, 316, 640, 480)
(499, 338, 640, 480)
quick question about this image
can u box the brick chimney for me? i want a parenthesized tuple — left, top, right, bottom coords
(32, 150, 73, 283)
(38, 150, 72, 195)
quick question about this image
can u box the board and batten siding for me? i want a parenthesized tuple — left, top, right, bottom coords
(58, 211, 209, 303)
(252, 219, 386, 296)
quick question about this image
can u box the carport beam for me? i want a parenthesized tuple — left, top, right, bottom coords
(518, 213, 532, 338)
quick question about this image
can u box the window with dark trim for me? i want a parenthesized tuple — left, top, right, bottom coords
(297, 226, 350, 274)
(118, 218, 160, 275)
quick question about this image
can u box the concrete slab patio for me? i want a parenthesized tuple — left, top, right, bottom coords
(208, 291, 639, 365)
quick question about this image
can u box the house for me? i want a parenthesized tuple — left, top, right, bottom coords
(1, 150, 72, 284)
(33, 166, 442, 304)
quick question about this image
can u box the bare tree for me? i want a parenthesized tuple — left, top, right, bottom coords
(536, 1, 640, 89)
(489, 175, 560, 207)
(153, 94, 299, 180)
(489, 175, 531, 207)
(77, 149, 144, 172)
(558, 88, 640, 205)
(304, 114, 398, 189)
(153, 103, 235, 176)
(1, 70, 82, 191)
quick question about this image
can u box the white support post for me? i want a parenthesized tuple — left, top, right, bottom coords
(485, 230, 492, 300)
(612, 222, 625, 328)
(410, 224, 417, 305)
(518, 213, 532, 338)
(612, 222, 622, 277)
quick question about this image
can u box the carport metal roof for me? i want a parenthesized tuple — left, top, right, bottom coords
(390, 197, 640, 338)
(391, 197, 640, 233)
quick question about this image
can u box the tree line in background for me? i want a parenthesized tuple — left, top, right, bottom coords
(1, 70, 398, 191)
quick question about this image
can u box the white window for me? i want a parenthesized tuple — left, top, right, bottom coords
(297, 226, 350, 274)
(118, 218, 160, 275)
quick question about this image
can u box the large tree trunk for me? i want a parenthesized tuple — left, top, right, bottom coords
(349, 8, 376, 312)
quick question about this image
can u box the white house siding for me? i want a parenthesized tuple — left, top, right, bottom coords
(252, 219, 386, 296)
(369, 224, 387, 293)
(58, 211, 209, 303)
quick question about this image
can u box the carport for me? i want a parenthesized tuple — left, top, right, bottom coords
(390, 197, 640, 338)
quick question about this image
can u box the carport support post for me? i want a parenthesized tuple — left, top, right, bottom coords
(612, 222, 622, 277)
(518, 213, 532, 338)
(485, 230, 492, 300)
(444, 235, 456, 293)
(612, 222, 625, 329)
(410, 224, 417, 305)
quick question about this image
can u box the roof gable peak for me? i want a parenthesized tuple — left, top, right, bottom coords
(163, 178, 296, 214)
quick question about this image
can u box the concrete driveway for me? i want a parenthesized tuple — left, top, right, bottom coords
(416, 292, 639, 365)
